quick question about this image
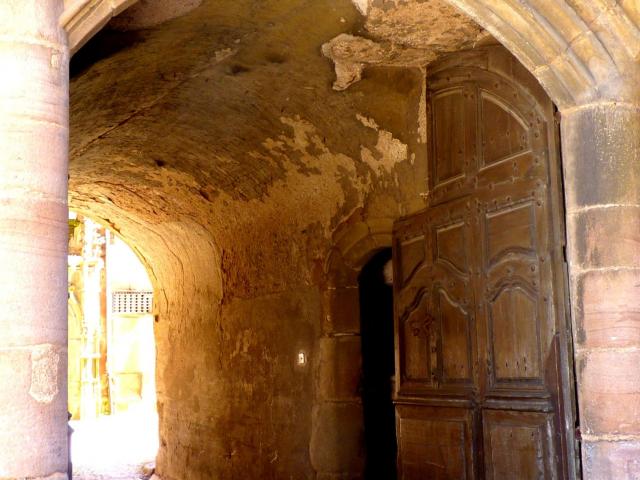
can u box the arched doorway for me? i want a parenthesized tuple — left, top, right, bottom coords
(358, 248, 397, 480)
(392, 47, 577, 479)
(68, 212, 158, 479)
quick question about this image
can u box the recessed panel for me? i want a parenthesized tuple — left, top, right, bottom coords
(403, 317, 431, 381)
(433, 89, 466, 185)
(489, 285, 541, 380)
(437, 289, 472, 382)
(435, 221, 468, 275)
(484, 410, 555, 480)
(399, 236, 425, 286)
(401, 292, 434, 382)
(485, 203, 535, 266)
(480, 93, 530, 167)
(398, 406, 472, 480)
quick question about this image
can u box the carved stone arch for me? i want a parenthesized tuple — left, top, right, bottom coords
(61, 0, 140, 54)
(311, 219, 393, 479)
(61, 0, 203, 55)
(444, 0, 640, 109)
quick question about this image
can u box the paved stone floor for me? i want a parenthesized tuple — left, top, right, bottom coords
(70, 407, 158, 480)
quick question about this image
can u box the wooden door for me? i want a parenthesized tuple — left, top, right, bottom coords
(393, 47, 577, 480)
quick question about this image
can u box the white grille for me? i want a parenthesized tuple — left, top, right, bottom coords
(112, 291, 153, 314)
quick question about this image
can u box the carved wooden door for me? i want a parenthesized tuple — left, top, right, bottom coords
(393, 48, 577, 480)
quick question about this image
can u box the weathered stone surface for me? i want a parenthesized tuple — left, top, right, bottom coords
(583, 441, 640, 480)
(567, 206, 640, 270)
(36, 1, 640, 480)
(323, 287, 361, 334)
(562, 105, 640, 209)
(0, 0, 69, 477)
(573, 269, 640, 349)
(322, 0, 488, 89)
(310, 402, 365, 474)
(579, 350, 640, 436)
(563, 102, 640, 479)
(0, 347, 68, 477)
(318, 335, 362, 400)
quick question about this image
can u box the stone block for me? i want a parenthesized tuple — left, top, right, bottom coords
(583, 440, 640, 480)
(579, 349, 640, 435)
(318, 336, 362, 400)
(310, 402, 364, 475)
(366, 217, 394, 236)
(325, 249, 359, 288)
(335, 222, 370, 259)
(573, 269, 640, 348)
(323, 287, 361, 334)
(567, 206, 640, 270)
(562, 105, 640, 209)
(343, 235, 380, 269)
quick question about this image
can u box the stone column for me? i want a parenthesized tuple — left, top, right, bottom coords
(0, 1, 69, 478)
(562, 103, 640, 479)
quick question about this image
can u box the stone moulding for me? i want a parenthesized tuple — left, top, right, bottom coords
(60, 0, 139, 55)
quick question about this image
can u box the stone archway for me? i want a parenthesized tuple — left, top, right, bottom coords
(61, 2, 640, 477)
(311, 215, 393, 479)
(0, 1, 638, 479)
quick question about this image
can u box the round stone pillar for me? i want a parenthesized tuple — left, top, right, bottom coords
(562, 103, 640, 479)
(0, 1, 69, 478)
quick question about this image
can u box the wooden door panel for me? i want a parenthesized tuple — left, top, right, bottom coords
(477, 182, 556, 400)
(484, 201, 537, 267)
(483, 410, 558, 480)
(487, 281, 543, 384)
(394, 47, 574, 479)
(433, 88, 467, 185)
(396, 197, 476, 396)
(479, 92, 530, 168)
(429, 85, 477, 205)
(394, 210, 428, 292)
(437, 287, 474, 384)
(435, 220, 469, 276)
(397, 405, 475, 480)
(400, 289, 436, 385)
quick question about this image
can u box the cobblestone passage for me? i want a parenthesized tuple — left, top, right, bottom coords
(71, 408, 158, 480)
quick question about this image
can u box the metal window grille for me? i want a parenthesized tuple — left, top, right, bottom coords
(111, 291, 153, 314)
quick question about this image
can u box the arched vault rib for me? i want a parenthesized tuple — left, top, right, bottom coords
(323, 0, 640, 110)
(61, 0, 139, 55)
(444, 0, 640, 108)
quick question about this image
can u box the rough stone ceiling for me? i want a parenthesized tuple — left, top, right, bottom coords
(323, 0, 489, 89)
(68, 0, 484, 266)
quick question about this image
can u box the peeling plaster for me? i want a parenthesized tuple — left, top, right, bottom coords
(323, 0, 487, 90)
(361, 129, 408, 176)
(356, 113, 379, 130)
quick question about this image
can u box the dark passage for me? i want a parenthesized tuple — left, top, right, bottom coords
(359, 249, 397, 480)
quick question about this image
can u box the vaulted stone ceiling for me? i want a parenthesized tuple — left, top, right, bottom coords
(67, 5, 490, 476)
(68, 0, 485, 251)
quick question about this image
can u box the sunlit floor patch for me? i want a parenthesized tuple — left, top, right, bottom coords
(71, 407, 158, 480)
